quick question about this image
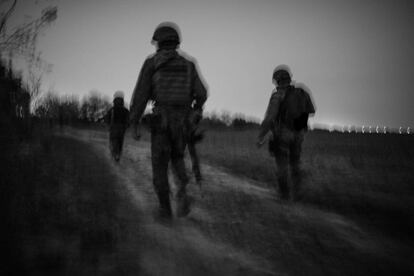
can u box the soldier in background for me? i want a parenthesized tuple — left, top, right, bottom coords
(130, 22, 207, 218)
(257, 65, 315, 200)
(103, 91, 130, 162)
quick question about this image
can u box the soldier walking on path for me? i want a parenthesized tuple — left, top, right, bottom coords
(257, 65, 315, 200)
(130, 22, 208, 218)
(103, 91, 130, 162)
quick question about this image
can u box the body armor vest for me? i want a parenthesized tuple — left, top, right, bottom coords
(152, 55, 193, 107)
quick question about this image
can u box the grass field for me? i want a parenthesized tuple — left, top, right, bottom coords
(73, 126, 414, 275)
(0, 130, 143, 275)
(130, 125, 414, 239)
(2, 125, 413, 274)
(197, 129, 414, 239)
(53, 126, 414, 240)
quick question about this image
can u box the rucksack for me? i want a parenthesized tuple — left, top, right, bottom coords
(268, 87, 312, 156)
(277, 86, 313, 131)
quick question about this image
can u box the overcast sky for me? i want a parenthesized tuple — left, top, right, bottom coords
(7, 0, 414, 128)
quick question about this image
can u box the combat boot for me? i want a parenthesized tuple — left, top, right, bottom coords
(157, 192, 172, 219)
(195, 172, 203, 183)
(278, 179, 290, 200)
(176, 189, 191, 217)
(291, 166, 305, 201)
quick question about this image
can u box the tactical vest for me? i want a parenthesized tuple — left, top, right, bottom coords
(109, 106, 129, 127)
(152, 55, 193, 107)
(278, 86, 311, 131)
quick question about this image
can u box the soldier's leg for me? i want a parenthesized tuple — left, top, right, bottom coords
(290, 133, 304, 200)
(275, 145, 289, 199)
(114, 137, 122, 161)
(171, 154, 188, 195)
(151, 131, 172, 217)
(119, 131, 125, 154)
(114, 131, 125, 160)
(109, 132, 116, 160)
(188, 141, 202, 181)
(274, 132, 289, 200)
(170, 118, 190, 217)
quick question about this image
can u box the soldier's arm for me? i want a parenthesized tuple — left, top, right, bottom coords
(305, 92, 316, 115)
(258, 92, 283, 140)
(129, 58, 154, 124)
(191, 62, 208, 114)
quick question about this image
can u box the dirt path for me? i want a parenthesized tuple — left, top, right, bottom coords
(64, 128, 413, 276)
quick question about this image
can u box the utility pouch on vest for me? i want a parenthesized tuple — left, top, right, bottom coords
(150, 108, 169, 131)
(279, 87, 310, 132)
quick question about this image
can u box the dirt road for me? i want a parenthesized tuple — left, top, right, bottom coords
(64, 128, 413, 276)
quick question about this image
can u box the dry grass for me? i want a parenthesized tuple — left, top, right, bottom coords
(0, 131, 140, 275)
(2, 126, 412, 275)
(197, 129, 414, 239)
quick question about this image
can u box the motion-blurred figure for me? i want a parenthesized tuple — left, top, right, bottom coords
(104, 91, 130, 162)
(257, 65, 315, 200)
(130, 22, 208, 218)
(187, 112, 204, 183)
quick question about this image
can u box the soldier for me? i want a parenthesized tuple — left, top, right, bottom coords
(257, 65, 315, 200)
(103, 91, 130, 162)
(130, 22, 208, 218)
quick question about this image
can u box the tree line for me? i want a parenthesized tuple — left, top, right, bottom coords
(33, 91, 260, 130)
(0, 57, 259, 132)
(33, 91, 111, 126)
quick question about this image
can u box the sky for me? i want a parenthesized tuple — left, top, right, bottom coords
(5, 0, 414, 128)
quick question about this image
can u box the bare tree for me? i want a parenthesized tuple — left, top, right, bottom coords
(0, 0, 17, 36)
(1, 0, 57, 112)
(0, 0, 57, 66)
(23, 69, 42, 109)
(80, 91, 111, 122)
(35, 91, 59, 119)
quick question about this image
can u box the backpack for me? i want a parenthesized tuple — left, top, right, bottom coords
(268, 86, 313, 156)
(107, 106, 129, 128)
(277, 86, 313, 131)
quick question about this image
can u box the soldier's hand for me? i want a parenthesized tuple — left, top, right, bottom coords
(133, 132, 141, 141)
(132, 124, 141, 141)
(189, 110, 202, 126)
(256, 137, 266, 148)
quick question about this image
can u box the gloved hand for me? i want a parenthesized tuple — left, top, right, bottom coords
(189, 109, 202, 126)
(256, 136, 266, 148)
(132, 124, 141, 141)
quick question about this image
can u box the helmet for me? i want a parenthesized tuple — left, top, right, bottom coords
(113, 90, 124, 100)
(272, 65, 292, 84)
(152, 22, 181, 44)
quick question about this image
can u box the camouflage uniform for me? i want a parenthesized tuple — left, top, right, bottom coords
(258, 69, 315, 200)
(130, 24, 207, 217)
(104, 98, 129, 162)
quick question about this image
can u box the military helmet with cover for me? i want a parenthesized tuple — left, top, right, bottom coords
(113, 90, 124, 100)
(272, 65, 292, 85)
(113, 90, 124, 106)
(152, 22, 181, 44)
